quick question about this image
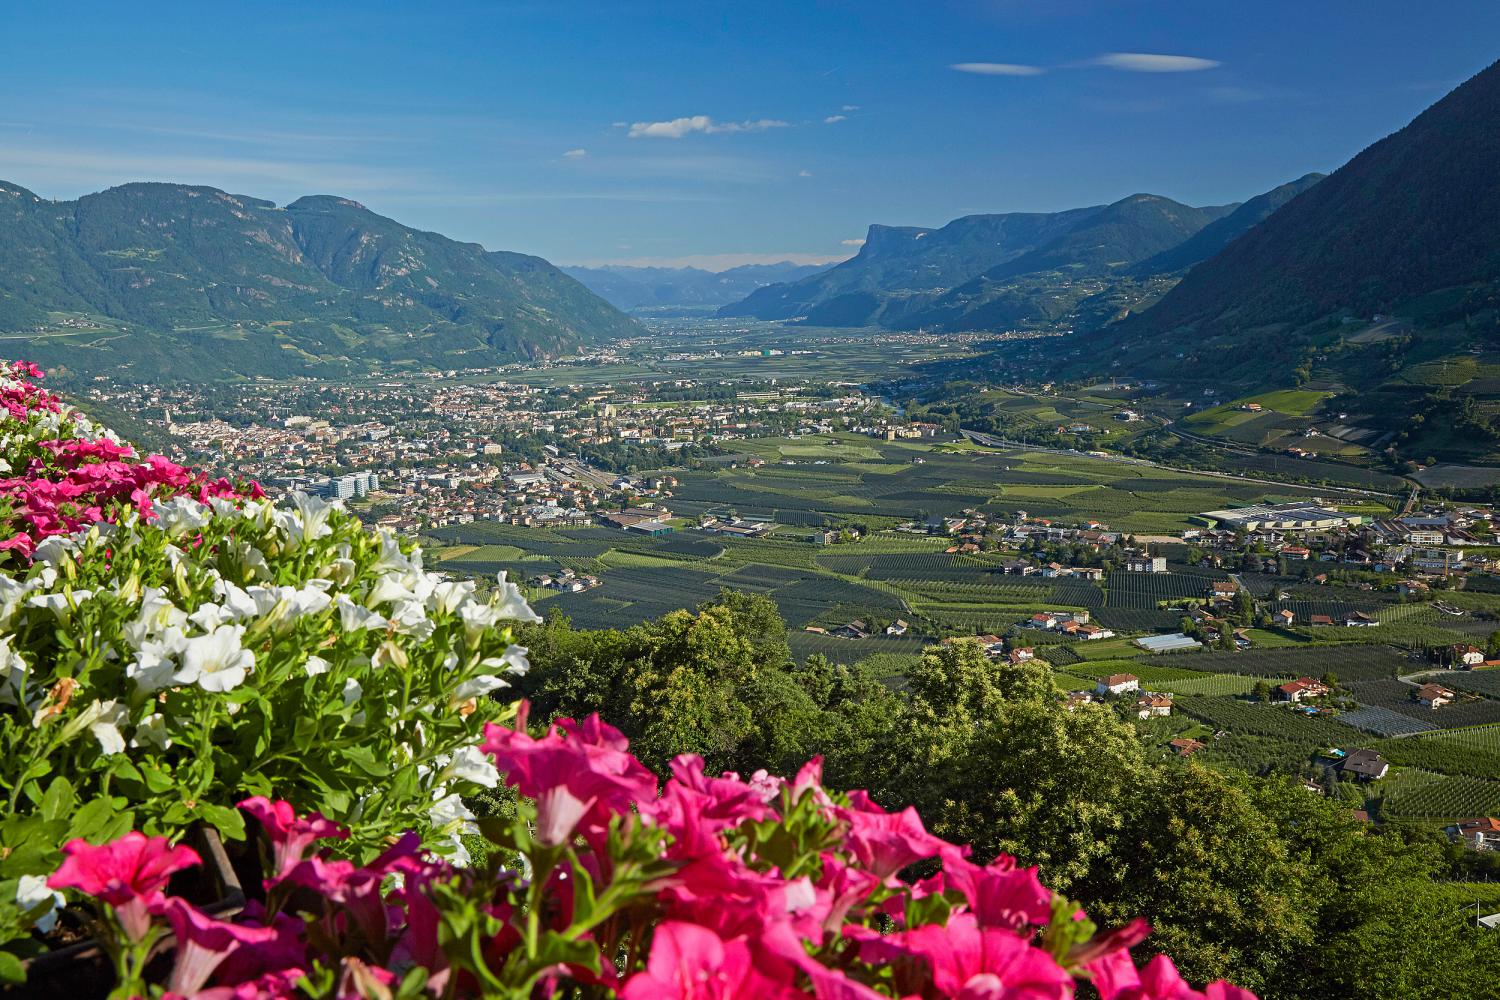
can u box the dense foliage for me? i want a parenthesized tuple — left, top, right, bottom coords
(521, 606, 1500, 999)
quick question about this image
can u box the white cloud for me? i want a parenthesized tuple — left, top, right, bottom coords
(626, 115, 789, 139)
(823, 114, 846, 124)
(841, 238, 866, 246)
(841, 105, 860, 112)
(798, 169, 813, 177)
(1094, 52, 1220, 73)
(951, 62, 1044, 77)
(562, 148, 587, 158)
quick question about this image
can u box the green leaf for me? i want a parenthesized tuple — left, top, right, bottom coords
(37, 777, 75, 823)
(0, 949, 25, 985)
(198, 803, 247, 841)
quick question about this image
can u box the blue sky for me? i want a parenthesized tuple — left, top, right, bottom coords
(1, 1, 1496, 268)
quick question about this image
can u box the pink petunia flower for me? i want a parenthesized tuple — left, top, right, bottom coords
(238, 797, 348, 882)
(940, 850, 1055, 931)
(481, 707, 657, 846)
(619, 921, 800, 1000)
(836, 792, 954, 881)
(156, 897, 279, 997)
(846, 913, 1074, 1000)
(48, 832, 200, 941)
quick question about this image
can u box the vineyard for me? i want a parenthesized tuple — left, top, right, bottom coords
(1379, 771, 1500, 821)
(1105, 570, 1225, 609)
(1174, 696, 1363, 742)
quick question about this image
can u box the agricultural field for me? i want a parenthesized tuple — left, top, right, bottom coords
(423, 426, 1500, 838)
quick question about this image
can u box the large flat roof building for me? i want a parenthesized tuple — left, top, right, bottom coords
(1200, 503, 1361, 532)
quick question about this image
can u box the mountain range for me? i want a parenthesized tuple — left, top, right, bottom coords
(560, 261, 832, 313)
(1122, 59, 1500, 340)
(717, 176, 1325, 333)
(0, 182, 638, 380)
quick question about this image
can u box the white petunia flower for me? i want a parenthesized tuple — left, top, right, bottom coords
(0, 576, 39, 629)
(303, 655, 331, 677)
(367, 573, 416, 608)
(342, 677, 366, 726)
(388, 599, 433, 639)
(126, 628, 187, 694)
(16, 875, 64, 934)
(280, 491, 337, 550)
(88, 700, 130, 756)
(189, 601, 232, 633)
(154, 496, 210, 539)
(429, 791, 477, 833)
(439, 833, 471, 867)
(371, 530, 414, 574)
(174, 625, 254, 693)
(30, 535, 77, 566)
(25, 590, 94, 625)
(451, 674, 509, 702)
(335, 595, 389, 633)
(0, 637, 28, 706)
(130, 713, 172, 751)
(493, 572, 541, 623)
(428, 580, 476, 616)
(124, 588, 189, 648)
(439, 745, 501, 789)
(325, 557, 357, 587)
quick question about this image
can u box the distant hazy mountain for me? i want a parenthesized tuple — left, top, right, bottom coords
(717, 193, 1281, 331)
(561, 261, 832, 311)
(717, 208, 1103, 325)
(0, 181, 638, 379)
(1130, 58, 1500, 336)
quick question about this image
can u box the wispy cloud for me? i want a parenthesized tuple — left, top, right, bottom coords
(1093, 52, 1220, 73)
(626, 115, 789, 139)
(951, 62, 1045, 77)
(841, 105, 860, 112)
(562, 148, 587, 158)
(823, 114, 847, 124)
(798, 169, 813, 177)
(841, 238, 866, 246)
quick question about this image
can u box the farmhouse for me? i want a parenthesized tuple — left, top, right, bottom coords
(1453, 817, 1500, 851)
(1452, 644, 1486, 668)
(1338, 749, 1390, 781)
(885, 620, 909, 636)
(1343, 611, 1379, 627)
(1275, 677, 1330, 703)
(1135, 694, 1173, 719)
(1096, 673, 1140, 696)
(1413, 683, 1456, 709)
(833, 620, 870, 640)
(1274, 609, 1297, 627)
(1168, 737, 1205, 757)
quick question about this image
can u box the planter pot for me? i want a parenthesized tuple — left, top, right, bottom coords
(10, 825, 244, 998)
